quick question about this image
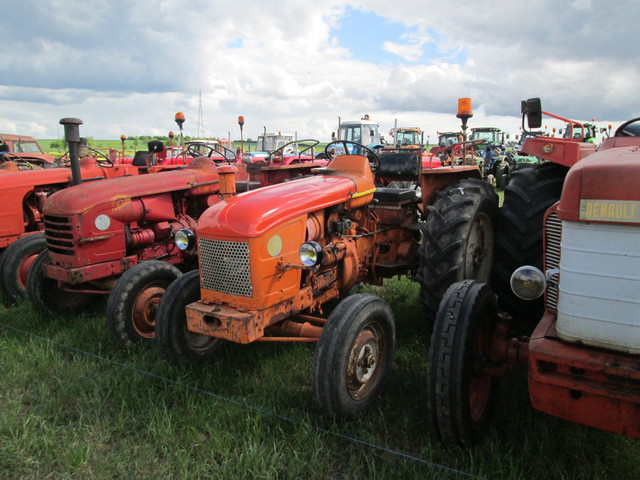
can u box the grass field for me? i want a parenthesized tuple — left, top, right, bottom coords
(1, 277, 638, 480)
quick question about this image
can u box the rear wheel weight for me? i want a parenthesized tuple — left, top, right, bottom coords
(155, 269, 222, 363)
(312, 293, 395, 418)
(0, 233, 46, 300)
(426, 280, 499, 446)
(106, 260, 183, 348)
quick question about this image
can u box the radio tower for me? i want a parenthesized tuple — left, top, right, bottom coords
(197, 90, 204, 138)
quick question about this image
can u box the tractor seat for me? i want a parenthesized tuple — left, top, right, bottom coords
(373, 187, 418, 204)
(376, 152, 421, 180)
(236, 181, 262, 193)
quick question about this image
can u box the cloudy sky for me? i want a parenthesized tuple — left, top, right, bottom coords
(1, 0, 637, 143)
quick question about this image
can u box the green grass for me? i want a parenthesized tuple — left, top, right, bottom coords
(1, 278, 638, 479)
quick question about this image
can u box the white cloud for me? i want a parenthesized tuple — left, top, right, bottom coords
(0, 0, 636, 143)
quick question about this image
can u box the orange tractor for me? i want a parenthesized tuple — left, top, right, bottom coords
(426, 98, 640, 445)
(155, 99, 498, 416)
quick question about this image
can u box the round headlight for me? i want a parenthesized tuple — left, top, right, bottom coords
(175, 229, 195, 251)
(298, 241, 323, 267)
(510, 266, 546, 300)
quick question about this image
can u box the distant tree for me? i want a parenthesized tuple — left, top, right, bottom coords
(49, 140, 66, 152)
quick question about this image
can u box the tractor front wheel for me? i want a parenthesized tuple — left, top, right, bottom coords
(106, 261, 183, 348)
(155, 270, 223, 362)
(0, 233, 46, 301)
(26, 250, 91, 313)
(426, 280, 499, 446)
(312, 293, 395, 417)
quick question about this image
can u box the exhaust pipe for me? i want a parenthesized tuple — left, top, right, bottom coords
(59, 117, 83, 185)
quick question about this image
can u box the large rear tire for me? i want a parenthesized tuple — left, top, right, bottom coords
(491, 162, 568, 331)
(312, 293, 395, 418)
(426, 280, 499, 446)
(0, 233, 46, 301)
(155, 270, 223, 363)
(106, 261, 183, 348)
(417, 178, 498, 320)
(25, 250, 91, 313)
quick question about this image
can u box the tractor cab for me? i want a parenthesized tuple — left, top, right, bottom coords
(243, 133, 295, 163)
(332, 116, 384, 152)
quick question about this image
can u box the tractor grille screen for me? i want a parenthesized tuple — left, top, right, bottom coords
(544, 211, 561, 311)
(198, 237, 252, 297)
(44, 215, 75, 255)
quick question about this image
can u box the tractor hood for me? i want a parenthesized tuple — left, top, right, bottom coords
(198, 174, 366, 238)
(557, 137, 640, 225)
(44, 160, 219, 216)
(0, 165, 71, 188)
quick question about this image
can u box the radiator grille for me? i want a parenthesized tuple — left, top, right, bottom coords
(43, 215, 75, 255)
(544, 211, 562, 310)
(198, 237, 252, 297)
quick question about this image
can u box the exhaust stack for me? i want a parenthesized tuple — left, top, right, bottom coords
(59, 117, 83, 185)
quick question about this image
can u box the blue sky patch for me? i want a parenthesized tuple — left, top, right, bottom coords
(333, 7, 466, 66)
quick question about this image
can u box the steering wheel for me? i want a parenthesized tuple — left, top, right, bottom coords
(266, 139, 320, 165)
(88, 147, 114, 168)
(58, 148, 114, 167)
(614, 117, 640, 137)
(186, 144, 216, 158)
(323, 140, 381, 172)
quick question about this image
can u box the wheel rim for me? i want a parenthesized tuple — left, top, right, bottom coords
(465, 212, 494, 282)
(183, 323, 218, 354)
(346, 322, 385, 400)
(131, 285, 165, 338)
(18, 254, 38, 289)
(468, 310, 493, 422)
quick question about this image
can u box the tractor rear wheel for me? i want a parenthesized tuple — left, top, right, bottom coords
(427, 280, 499, 446)
(312, 294, 395, 417)
(26, 250, 91, 313)
(106, 261, 183, 348)
(0, 233, 47, 301)
(491, 162, 568, 332)
(155, 270, 222, 362)
(417, 177, 498, 320)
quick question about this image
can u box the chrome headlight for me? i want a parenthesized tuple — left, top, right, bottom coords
(175, 229, 196, 251)
(298, 241, 323, 267)
(510, 266, 546, 300)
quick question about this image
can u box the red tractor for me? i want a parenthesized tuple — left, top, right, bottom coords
(0, 133, 56, 168)
(24, 121, 326, 349)
(154, 99, 498, 417)
(425, 98, 640, 445)
(0, 121, 141, 301)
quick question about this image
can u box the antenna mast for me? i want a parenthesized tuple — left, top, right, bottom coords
(197, 90, 204, 138)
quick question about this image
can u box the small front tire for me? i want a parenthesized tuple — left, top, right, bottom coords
(106, 261, 183, 348)
(312, 293, 395, 418)
(0, 233, 47, 300)
(426, 280, 499, 446)
(26, 250, 91, 313)
(155, 270, 223, 362)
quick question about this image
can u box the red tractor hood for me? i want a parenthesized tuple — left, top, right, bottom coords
(198, 175, 363, 238)
(44, 162, 219, 216)
(558, 136, 640, 224)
